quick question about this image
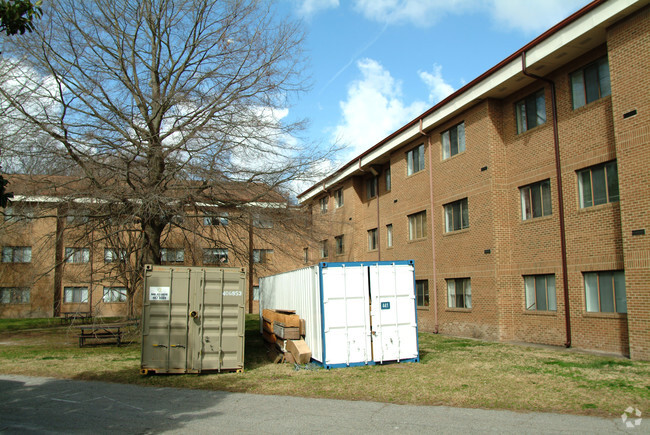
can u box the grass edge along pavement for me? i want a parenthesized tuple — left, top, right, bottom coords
(0, 314, 648, 418)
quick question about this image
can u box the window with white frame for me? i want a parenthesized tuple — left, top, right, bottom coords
(571, 57, 611, 109)
(253, 213, 274, 229)
(366, 177, 377, 199)
(385, 167, 391, 191)
(66, 210, 89, 225)
(441, 122, 465, 160)
(516, 89, 546, 133)
(3, 206, 33, 223)
(386, 224, 393, 248)
(320, 240, 328, 258)
(319, 196, 328, 213)
(203, 248, 228, 264)
(524, 275, 556, 311)
(253, 285, 260, 301)
(253, 249, 273, 264)
(103, 287, 126, 303)
(203, 212, 229, 226)
(444, 198, 469, 232)
(577, 161, 619, 208)
(447, 278, 471, 309)
(416, 280, 429, 308)
(335, 188, 344, 208)
(520, 179, 552, 220)
(335, 235, 344, 255)
(584, 271, 626, 313)
(64, 286, 88, 303)
(161, 248, 184, 263)
(406, 144, 425, 175)
(104, 248, 127, 263)
(368, 228, 378, 251)
(65, 247, 90, 264)
(2, 246, 32, 263)
(408, 211, 426, 240)
(0, 287, 30, 304)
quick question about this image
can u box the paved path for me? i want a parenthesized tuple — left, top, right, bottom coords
(0, 374, 638, 434)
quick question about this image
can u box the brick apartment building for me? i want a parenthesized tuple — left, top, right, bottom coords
(0, 175, 306, 319)
(298, 0, 650, 359)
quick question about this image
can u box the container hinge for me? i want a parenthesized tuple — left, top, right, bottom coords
(170, 344, 185, 349)
(153, 344, 167, 348)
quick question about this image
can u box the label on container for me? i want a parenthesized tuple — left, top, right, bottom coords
(381, 301, 390, 310)
(149, 286, 170, 301)
(224, 290, 242, 297)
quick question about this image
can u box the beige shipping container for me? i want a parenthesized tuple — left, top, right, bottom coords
(140, 265, 246, 374)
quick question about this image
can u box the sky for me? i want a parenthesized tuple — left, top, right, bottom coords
(276, 0, 592, 167)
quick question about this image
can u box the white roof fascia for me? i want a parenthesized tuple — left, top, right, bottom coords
(298, 0, 639, 205)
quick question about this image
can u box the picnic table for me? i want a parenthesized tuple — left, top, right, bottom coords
(61, 311, 93, 324)
(75, 322, 135, 347)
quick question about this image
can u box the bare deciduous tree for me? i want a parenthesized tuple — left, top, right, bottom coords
(0, 0, 333, 310)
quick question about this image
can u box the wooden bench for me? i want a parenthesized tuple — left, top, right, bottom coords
(76, 323, 129, 347)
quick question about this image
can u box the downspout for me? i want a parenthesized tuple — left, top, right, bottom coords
(521, 52, 571, 348)
(421, 119, 439, 333)
(377, 180, 381, 261)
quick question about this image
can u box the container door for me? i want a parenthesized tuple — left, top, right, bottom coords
(368, 263, 419, 363)
(192, 268, 246, 372)
(321, 265, 372, 367)
(142, 268, 193, 373)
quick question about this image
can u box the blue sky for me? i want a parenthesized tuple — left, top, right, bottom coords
(276, 0, 592, 165)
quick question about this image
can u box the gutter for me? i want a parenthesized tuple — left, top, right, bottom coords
(421, 119, 439, 333)
(521, 52, 571, 348)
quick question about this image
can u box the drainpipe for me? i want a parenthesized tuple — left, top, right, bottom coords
(421, 119, 439, 333)
(521, 52, 571, 348)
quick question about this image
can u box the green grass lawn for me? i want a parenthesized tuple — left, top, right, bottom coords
(0, 315, 648, 417)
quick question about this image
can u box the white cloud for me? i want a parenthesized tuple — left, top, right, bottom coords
(296, 0, 340, 18)
(351, 0, 589, 33)
(419, 64, 455, 104)
(333, 58, 427, 159)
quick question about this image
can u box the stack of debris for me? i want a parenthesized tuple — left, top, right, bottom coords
(262, 309, 311, 364)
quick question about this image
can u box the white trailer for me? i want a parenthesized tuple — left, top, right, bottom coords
(259, 261, 419, 369)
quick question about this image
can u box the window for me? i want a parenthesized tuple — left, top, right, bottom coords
(2, 246, 31, 263)
(444, 198, 469, 232)
(253, 214, 274, 229)
(416, 280, 429, 308)
(3, 206, 33, 223)
(253, 249, 273, 264)
(303, 247, 309, 263)
(386, 224, 393, 248)
(103, 287, 126, 303)
(335, 188, 344, 208)
(319, 196, 328, 213)
(524, 275, 556, 311)
(578, 161, 619, 208)
(408, 211, 426, 240)
(104, 248, 127, 263)
(571, 57, 611, 109)
(320, 240, 329, 258)
(65, 247, 90, 264)
(520, 179, 552, 220)
(253, 285, 260, 301)
(63, 286, 88, 303)
(161, 248, 184, 263)
(368, 228, 378, 251)
(407, 144, 425, 175)
(516, 89, 546, 133)
(447, 278, 471, 309)
(203, 212, 229, 226)
(366, 177, 377, 199)
(203, 248, 228, 264)
(441, 122, 465, 160)
(385, 167, 391, 192)
(0, 287, 30, 304)
(66, 210, 89, 225)
(584, 271, 626, 313)
(335, 235, 344, 255)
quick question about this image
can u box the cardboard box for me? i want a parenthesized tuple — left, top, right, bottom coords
(286, 339, 311, 364)
(262, 309, 300, 328)
(273, 322, 300, 340)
